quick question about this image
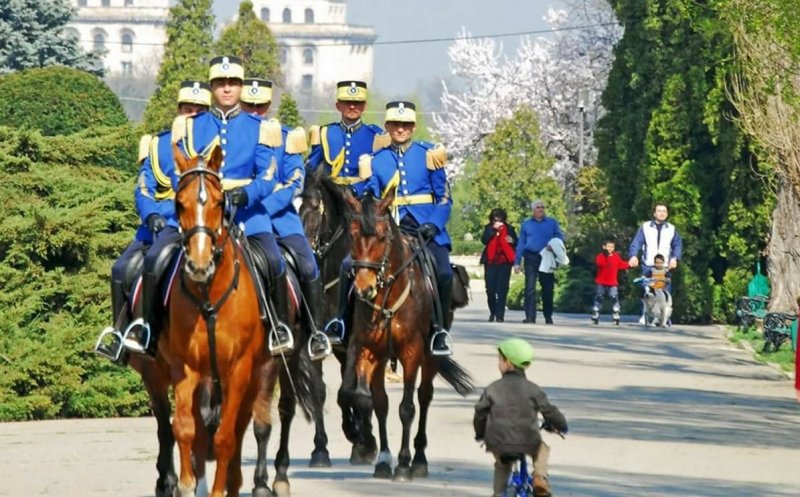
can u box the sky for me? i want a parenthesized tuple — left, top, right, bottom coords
(211, 0, 567, 107)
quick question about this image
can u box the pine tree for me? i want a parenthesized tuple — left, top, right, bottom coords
(0, 0, 103, 76)
(141, 0, 215, 133)
(277, 91, 304, 128)
(214, 0, 280, 81)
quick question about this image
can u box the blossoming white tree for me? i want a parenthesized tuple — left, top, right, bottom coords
(434, 0, 622, 181)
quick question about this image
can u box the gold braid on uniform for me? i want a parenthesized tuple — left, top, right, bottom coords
(259, 118, 283, 147)
(426, 144, 448, 170)
(372, 132, 392, 152)
(358, 154, 372, 180)
(137, 134, 153, 164)
(171, 116, 187, 145)
(308, 125, 321, 146)
(286, 127, 309, 154)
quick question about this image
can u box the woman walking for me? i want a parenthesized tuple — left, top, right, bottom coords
(480, 208, 518, 322)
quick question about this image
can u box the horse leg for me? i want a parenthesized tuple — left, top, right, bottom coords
(337, 343, 376, 465)
(309, 360, 331, 468)
(209, 356, 255, 497)
(172, 364, 202, 497)
(411, 359, 436, 478)
(273, 367, 296, 497)
(394, 357, 420, 482)
(191, 387, 209, 497)
(132, 356, 178, 497)
(253, 362, 278, 497)
(227, 366, 263, 497)
(370, 360, 393, 479)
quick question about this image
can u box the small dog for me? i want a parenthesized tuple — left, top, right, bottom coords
(642, 286, 672, 327)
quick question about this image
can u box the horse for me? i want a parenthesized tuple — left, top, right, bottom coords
(299, 169, 378, 466)
(338, 186, 475, 480)
(160, 143, 269, 497)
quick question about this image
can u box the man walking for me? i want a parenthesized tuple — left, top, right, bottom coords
(513, 200, 564, 325)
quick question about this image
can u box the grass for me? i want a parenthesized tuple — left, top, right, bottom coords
(727, 325, 796, 372)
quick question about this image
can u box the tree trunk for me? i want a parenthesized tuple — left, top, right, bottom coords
(767, 181, 800, 311)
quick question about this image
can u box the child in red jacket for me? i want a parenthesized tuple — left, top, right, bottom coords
(592, 238, 629, 325)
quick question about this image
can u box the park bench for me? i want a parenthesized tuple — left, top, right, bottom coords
(761, 311, 798, 353)
(735, 295, 769, 330)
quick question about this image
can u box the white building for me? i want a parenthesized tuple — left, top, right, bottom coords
(65, 0, 168, 77)
(248, 0, 376, 103)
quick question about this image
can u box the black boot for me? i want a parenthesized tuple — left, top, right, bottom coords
(323, 266, 352, 345)
(430, 279, 453, 356)
(94, 279, 129, 361)
(124, 272, 159, 357)
(269, 271, 295, 355)
(304, 276, 332, 360)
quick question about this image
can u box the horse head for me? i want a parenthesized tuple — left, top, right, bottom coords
(173, 143, 226, 283)
(344, 186, 396, 301)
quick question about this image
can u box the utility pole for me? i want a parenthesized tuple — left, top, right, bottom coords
(578, 88, 589, 169)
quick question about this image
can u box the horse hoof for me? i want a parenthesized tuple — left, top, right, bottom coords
(252, 486, 275, 497)
(411, 462, 429, 478)
(309, 449, 332, 468)
(393, 465, 412, 482)
(273, 480, 291, 497)
(373, 462, 392, 479)
(350, 445, 375, 465)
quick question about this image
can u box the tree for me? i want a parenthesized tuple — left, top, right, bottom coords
(141, 0, 215, 133)
(471, 106, 565, 231)
(433, 0, 622, 181)
(277, 91, 304, 128)
(0, 66, 127, 135)
(0, 0, 103, 76)
(214, 0, 280, 81)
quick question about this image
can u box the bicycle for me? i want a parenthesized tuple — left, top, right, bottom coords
(500, 424, 565, 497)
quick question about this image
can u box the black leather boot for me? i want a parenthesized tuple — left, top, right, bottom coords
(430, 279, 453, 356)
(323, 265, 352, 345)
(304, 276, 332, 360)
(124, 271, 159, 357)
(94, 279, 129, 361)
(269, 271, 294, 355)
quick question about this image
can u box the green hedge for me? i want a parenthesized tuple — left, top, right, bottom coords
(0, 66, 127, 136)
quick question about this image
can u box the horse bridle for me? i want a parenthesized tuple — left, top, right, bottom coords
(349, 211, 395, 289)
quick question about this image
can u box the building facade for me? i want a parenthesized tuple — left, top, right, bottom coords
(248, 0, 376, 103)
(65, 0, 168, 77)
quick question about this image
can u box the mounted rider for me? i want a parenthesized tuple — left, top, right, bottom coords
(240, 77, 332, 360)
(94, 80, 211, 361)
(364, 101, 454, 356)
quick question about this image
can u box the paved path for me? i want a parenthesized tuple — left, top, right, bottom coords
(2, 296, 799, 497)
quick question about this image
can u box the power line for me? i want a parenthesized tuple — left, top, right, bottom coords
(76, 21, 620, 49)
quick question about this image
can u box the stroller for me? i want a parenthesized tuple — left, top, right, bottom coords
(633, 276, 672, 327)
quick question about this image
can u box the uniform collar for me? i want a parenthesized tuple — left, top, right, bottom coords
(212, 104, 241, 120)
(340, 119, 362, 134)
(391, 141, 412, 155)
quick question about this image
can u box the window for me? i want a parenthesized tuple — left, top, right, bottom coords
(121, 32, 133, 53)
(279, 46, 288, 65)
(260, 7, 270, 22)
(282, 8, 291, 23)
(304, 8, 314, 23)
(302, 75, 313, 92)
(101, 0, 110, 6)
(125, 0, 134, 6)
(303, 48, 314, 65)
(121, 62, 133, 76)
(93, 30, 106, 51)
(78, 0, 87, 6)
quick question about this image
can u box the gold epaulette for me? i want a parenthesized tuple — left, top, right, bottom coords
(308, 125, 321, 146)
(171, 116, 187, 144)
(426, 144, 448, 170)
(259, 118, 283, 147)
(137, 134, 153, 163)
(358, 154, 372, 180)
(286, 127, 308, 154)
(372, 133, 392, 152)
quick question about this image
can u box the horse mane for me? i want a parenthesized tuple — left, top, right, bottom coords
(360, 193, 378, 236)
(319, 174, 347, 222)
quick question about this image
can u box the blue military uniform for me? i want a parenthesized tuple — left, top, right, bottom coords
(306, 121, 386, 197)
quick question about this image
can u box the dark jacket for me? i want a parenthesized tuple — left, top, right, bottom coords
(479, 223, 518, 265)
(473, 369, 567, 455)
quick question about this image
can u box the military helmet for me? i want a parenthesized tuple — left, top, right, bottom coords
(498, 338, 534, 369)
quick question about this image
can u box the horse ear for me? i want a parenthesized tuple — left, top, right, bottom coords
(208, 145, 223, 172)
(343, 185, 361, 215)
(378, 185, 396, 214)
(173, 143, 188, 174)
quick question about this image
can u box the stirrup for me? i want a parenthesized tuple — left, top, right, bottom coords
(323, 317, 345, 345)
(269, 323, 295, 355)
(307, 332, 332, 361)
(429, 330, 453, 357)
(94, 326, 124, 362)
(122, 318, 151, 354)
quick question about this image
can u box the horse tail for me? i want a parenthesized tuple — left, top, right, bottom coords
(293, 345, 325, 422)
(435, 356, 475, 396)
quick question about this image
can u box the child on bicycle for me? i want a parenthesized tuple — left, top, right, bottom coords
(474, 338, 568, 497)
(644, 254, 669, 292)
(592, 237, 629, 325)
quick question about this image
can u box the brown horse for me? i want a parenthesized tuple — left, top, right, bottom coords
(299, 169, 378, 465)
(160, 144, 268, 497)
(339, 187, 474, 481)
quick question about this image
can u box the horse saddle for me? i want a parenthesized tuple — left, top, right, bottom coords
(240, 237, 301, 317)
